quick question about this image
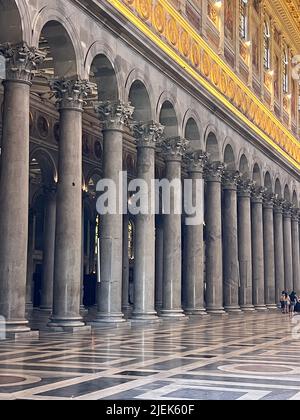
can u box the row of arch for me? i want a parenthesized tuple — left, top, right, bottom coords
(1, 1, 299, 205)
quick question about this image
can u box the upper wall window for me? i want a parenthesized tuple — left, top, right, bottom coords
(239, 0, 248, 39)
(264, 21, 271, 70)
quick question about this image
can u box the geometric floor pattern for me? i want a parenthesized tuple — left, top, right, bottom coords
(1, 312, 300, 400)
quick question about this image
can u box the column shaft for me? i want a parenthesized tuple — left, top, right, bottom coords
(0, 43, 44, 334)
(263, 199, 276, 308)
(283, 206, 293, 292)
(205, 163, 226, 314)
(155, 223, 164, 312)
(292, 211, 300, 293)
(122, 215, 130, 313)
(251, 191, 267, 310)
(49, 79, 92, 330)
(274, 202, 285, 304)
(238, 181, 255, 311)
(184, 151, 207, 315)
(223, 174, 241, 313)
(40, 190, 56, 311)
(132, 123, 161, 321)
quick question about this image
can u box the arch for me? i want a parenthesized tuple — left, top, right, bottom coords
(129, 80, 152, 122)
(223, 144, 236, 171)
(30, 148, 57, 186)
(264, 171, 273, 194)
(239, 154, 250, 178)
(156, 91, 182, 136)
(89, 54, 119, 102)
(0, 0, 31, 44)
(32, 8, 83, 78)
(125, 68, 155, 118)
(206, 132, 220, 162)
(275, 178, 282, 198)
(184, 117, 201, 144)
(292, 190, 298, 207)
(284, 184, 291, 202)
(159, 100, 179, 138)
(253, 163, 262, 186)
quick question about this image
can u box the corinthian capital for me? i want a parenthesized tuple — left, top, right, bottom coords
(160, 137, 189, 162)
(263, 193, 276, 208)
(222, 170, 240, 190)
(251, 186, 266, 203)
(184, 150, 208, 175)
(50, 79, 94, 111)
(0, 42, 45, 83)
(292, 208, 299, 222)
(283, 201, 293, 218)
(237, 178, 255, 196)
(133, 121, 164, 149)
(274, 198, 285, 214)
(204, 161, 225, 182)
(95, 100, 134, 130)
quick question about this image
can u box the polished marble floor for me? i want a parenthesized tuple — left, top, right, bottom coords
(0, 311, 300, 400)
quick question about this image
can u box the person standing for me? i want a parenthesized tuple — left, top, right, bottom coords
(289, 291, 298, 317)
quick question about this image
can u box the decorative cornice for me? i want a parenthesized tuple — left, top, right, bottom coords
(160, 136, 189, 161)
(50, 79, 94, 111)
(107, 0, 300, 170)
(95, 100, 134, 130)
(0, 42, 45, 83)
(133, 121, 164, 148)
(184, 150, 208, 174)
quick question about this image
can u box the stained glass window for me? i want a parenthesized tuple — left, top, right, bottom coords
(264, 21, 271, 70)
(239, 0, 248, 39)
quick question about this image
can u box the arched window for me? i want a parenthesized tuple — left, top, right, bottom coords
(264, 21, 271, 70)
(283, 48, 289, 94)
(239, 0, 248, 39)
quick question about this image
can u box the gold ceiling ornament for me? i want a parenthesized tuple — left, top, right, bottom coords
(167, 17, 178, 46)
(108, 0, 300, 169)
(153, 3, 165, 33)
(137, 0, 152, 20)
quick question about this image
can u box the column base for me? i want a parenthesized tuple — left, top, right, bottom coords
(224, 306, 243, 314)
(266, 304, 278, 310)
(0, 320, 39, 341)
(241, 305, 256, 312)
(47, 316, 89, 333)
(206, 307, 227, 315)
(39, 306, 52, 313)
(184, 308, 209, 316)
(131, 312, 161, 323)
(90, 312, 128, 328)
(160, 309, 187, 321)
(254, 304, 268, 311)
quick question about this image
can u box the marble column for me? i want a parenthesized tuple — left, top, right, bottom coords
(251, 187, 267, 311)
(26, 209, 36, 309)
(283, 203, 293, 292)
(237, 179, 255, 311)
(155, 221, 164, 312)
(183, 151, 207, 315)
(122, 215, 130, 313)
(274, 199, 285, 304)
(131, 122, 164, 321)
(205, 162, 226, 314)
(160, 137, 189, 319)
(48, 79, 92, 332)
(40, 186, 56, 311)
(292, 209, 300, 293)
(93, 101, 134, 324)
(0, 43, 44, 336)
(263, 194, 277, 309)
(222, 171, 242, 313)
